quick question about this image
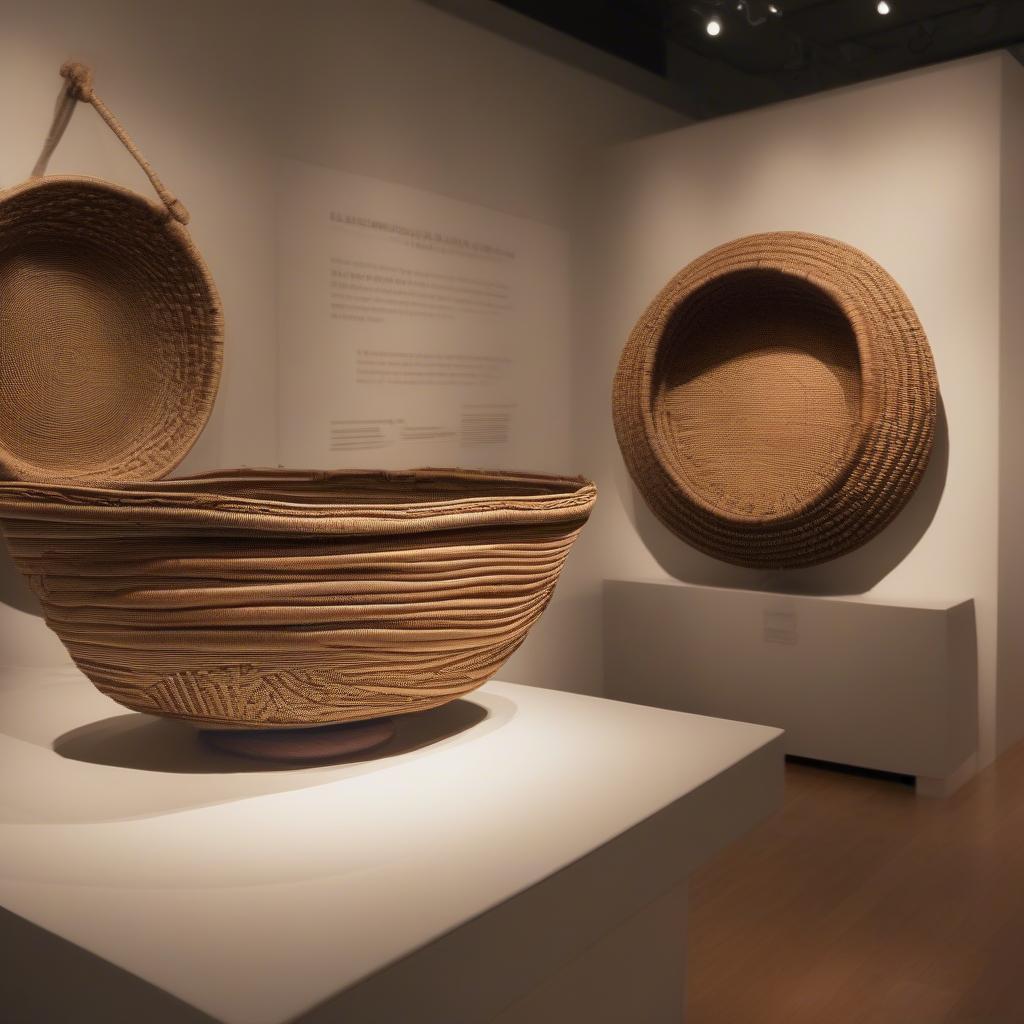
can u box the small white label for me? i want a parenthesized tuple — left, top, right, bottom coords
(764, 610, 798, 645)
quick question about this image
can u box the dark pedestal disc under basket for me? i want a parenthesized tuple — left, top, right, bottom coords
(612, 231, 937, 569)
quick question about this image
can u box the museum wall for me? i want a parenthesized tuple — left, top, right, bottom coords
(7, 3, 1021, 752)
(0, 0, 683, 681)
(573, 53, 1024, 767)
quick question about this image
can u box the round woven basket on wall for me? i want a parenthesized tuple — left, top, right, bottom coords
(612, 231, 937, 569)
(0, 62, 222, 483)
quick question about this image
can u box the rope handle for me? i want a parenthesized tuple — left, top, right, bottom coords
(31, 61, 190, 225)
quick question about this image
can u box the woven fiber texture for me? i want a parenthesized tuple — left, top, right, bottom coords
(612, 232, 937, 568)
(0, 61, 222, 483)
(0, 468, 596, 729)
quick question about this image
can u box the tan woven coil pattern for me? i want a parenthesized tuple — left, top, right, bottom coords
(0, 62, 222, 483)
(613, 232, 937, 568)
(0, 469, 596, 729)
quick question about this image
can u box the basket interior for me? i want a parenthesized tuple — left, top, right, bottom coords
(117, 470, 588, 506)
(652, 268, 863, 521)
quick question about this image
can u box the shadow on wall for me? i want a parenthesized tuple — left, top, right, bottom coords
(0, 545, 43, 617)
(631, 395, 950, 596)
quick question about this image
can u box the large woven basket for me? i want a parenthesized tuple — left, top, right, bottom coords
(0, 469, 595, 728)
(0, 62, 222, 483)
(613, 232, 937, 569)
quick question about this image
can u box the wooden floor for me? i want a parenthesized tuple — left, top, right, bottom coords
(688, 744, 1024, 1024)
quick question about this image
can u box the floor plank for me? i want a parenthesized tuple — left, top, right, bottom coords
(688, 743, 1024, 1023)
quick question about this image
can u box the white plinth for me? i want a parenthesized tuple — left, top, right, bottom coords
(0, 667, 782, 1024)
(605, 579, 978, 795)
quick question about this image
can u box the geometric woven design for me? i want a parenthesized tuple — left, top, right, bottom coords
(613, 232, 937, 569)
(0, 468, 596, 729)
(0, 62, 222, 483)
(120, 666, 341, 727)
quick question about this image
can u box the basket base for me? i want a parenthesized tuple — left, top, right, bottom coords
(201, 717, 396, 763)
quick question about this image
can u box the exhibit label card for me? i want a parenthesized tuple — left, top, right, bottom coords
(276, 161, 571, 471)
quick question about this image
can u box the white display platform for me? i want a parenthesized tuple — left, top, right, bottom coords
(0, 667, 782, 1024)
(605, 579, 978, 796)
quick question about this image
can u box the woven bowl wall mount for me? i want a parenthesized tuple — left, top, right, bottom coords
(0, 469, 596, 729)
(0, 61, 222, 483)
(613, 232, 937, 569)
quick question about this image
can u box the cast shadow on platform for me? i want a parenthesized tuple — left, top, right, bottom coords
(54, 698, 489, 775)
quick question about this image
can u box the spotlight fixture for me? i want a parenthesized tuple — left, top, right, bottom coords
(876, 0, 891, 13)
(704, 1, 777, 35)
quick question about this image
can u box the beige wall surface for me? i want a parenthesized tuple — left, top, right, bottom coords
(0, 0, 683, 680)
(4, 3, 1021, 758)
(575, 53, 1024, 767)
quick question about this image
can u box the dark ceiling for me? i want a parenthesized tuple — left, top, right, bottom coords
(484, 0, 1024, 118)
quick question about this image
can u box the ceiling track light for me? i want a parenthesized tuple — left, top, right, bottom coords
(698, 0, 779, 38)
(707, 1, 781, 35)
(877, 0, 891, 13)
(738, 1, 766, 26)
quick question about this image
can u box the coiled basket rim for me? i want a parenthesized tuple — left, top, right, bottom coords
(0, 467, 598, 535)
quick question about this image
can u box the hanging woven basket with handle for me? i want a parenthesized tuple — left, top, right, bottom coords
(0, 61, 222, 483)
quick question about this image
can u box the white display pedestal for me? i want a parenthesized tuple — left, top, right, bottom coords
(0, 668, 782, 1024)
(605, 579, 978, 796)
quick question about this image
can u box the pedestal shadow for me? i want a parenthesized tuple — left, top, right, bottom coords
(55, 699, 489, 775)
